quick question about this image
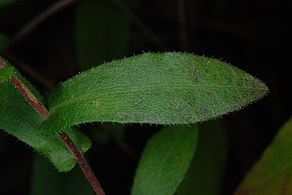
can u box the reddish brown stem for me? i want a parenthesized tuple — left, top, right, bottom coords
(59, 131, 105, 195)
(0, 50, 55, 89)
(0, 58, 105, 195)
(11, 75, 49, 118)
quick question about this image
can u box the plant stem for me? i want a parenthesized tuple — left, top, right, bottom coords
(59, 131, 105, 195)
(11, 75, 49, 118)
(0, 57, 105, 195)
(0, 50, 55, 89)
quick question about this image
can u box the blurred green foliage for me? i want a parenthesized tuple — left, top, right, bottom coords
(175, 121, 227, 195)
(75, 0, 129, 69)
(0, 0, 288, 194)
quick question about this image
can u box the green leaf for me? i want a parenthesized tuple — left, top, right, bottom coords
(75, 0, 129, 69)
(31, 155, 93, 195)
(41, 52, 269, 135)
(131, 125, 199, 195)
(235, 117, 292, 195)
(175, 121, 227, 195)
(0, 64, 14, 82)
(75, 0, 129, 145)
(0, 61, 91, 172)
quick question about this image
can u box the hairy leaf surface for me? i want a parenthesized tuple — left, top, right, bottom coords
(131, 125, 199, 195)
(41, 52, 268, 134)
(0, 64, 14, 81)
(235, 118, 292, 195)
(0, 61, 91, 172)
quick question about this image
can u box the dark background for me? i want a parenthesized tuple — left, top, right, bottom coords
(0, 0, 291, 194)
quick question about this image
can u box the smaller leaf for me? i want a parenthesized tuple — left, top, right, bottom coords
(0, 60, 91, 172)
(235, 117, 292, 195)
(175, 121, 227, 195)
(131, 125, 199, 195)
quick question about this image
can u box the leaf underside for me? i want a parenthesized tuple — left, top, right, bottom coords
(131, 125, 199, 195)
(0, 61, 91, 172)
(41, 52, 269, 135)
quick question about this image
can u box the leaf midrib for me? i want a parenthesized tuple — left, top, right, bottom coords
(49, 83, 265, 113)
